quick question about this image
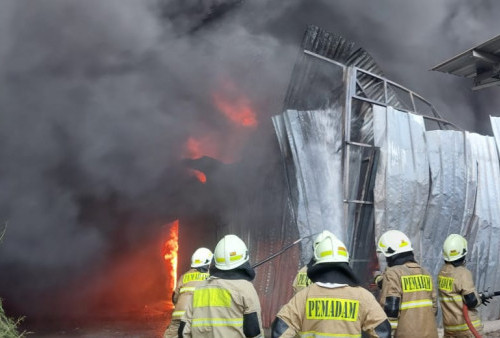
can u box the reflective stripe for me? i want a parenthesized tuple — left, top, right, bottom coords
(445, 320, 482, 332)
(192, 317, 242, 327)
(193, 288, 231, 308)
(172, 310, 185, 318)
(400, 299, 433, 310)
(389, 319, 398, 329)
(439, 295, 462, 302)
(230, 254, 242, 261)
(180, 287, 196, 293)
(216, 255, 243, 263)
(320, 250, 333, 257)
(299, 331, 361, 337)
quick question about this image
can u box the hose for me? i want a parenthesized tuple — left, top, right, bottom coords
(252, 232, 319, 268)
(462, 304, 481, 338)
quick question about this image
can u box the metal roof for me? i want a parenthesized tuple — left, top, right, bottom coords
(432, 34, 500, 90)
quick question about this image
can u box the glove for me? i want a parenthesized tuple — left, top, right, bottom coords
(480, 291, 494, 305)
(373, 271, 383, 289)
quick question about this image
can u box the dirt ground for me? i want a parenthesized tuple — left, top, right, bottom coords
(27, 315, 168, 338)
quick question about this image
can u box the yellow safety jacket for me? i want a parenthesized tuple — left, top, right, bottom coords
(378, 262, 438, 337)
(182, 276, 263, 337)
(438, 263, 483, 337)
(276, 283, 388, 337)
(172, 268, 210, 320)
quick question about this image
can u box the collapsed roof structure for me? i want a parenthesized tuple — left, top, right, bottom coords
(269, 25, 500, 322)
(432, 34, 500, 90)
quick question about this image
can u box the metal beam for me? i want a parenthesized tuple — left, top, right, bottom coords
(472, 50, 500, 65)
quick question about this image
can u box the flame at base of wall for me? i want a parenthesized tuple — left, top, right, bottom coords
(162, 220, 179, 308)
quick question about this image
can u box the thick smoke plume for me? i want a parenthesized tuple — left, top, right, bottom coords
(0, 0, 499, 319)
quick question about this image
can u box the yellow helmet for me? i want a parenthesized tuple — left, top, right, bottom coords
(214, 234, 249, 270)
(191, 247, 213, 268)
(377, 230, 413, 257)
(313, 231, 349, 264)
(443, 234, 467, 262)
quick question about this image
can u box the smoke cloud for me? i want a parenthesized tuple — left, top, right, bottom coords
(0, 0, 499, 319)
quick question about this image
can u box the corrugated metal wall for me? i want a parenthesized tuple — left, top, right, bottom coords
(271, 26, 500, 323)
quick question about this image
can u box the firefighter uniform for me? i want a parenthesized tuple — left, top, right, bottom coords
(439, 234, 484, 337)
(181, 276, 263, 337)
(272, 230, 390, 338)
(163, 268, 209, 338)
(292, 266, 311, 294)
(378, 262, 438, 337)
(376, 230, 438, 338)
(180, 234, 263, 338)
(438, 263, 483, 337)
(276, 283, 389, 337)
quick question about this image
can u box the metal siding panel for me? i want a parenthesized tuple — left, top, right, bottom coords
(373, 107, 430, 262)
(276, 106, 345, 263)
(466, 132, 500, 320)
(421, 131, 475, 276)
(286, 107, 345, 241)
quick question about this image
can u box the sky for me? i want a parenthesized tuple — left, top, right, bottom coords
(0, 0, 499, 317)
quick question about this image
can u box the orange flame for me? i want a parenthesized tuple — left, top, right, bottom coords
(183, 136, 234, 164)
(189, 169, 207, 183)
(213, 92, 258, 127)
(163, 220, 179, 298)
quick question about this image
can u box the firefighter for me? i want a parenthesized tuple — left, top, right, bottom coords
(179, 234, 263, 338)
(271, 231, 391, 338)
(163, 247, 213, 338)
(376, 230, 438, 337)
(292, 265, 311, 294)
(439, 234, 487, 337)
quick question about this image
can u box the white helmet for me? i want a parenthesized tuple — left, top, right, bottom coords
(214, 234, 249, 270)
(443, 234, 467, 262)
(313, 231, 349, 264)
(314, 230, 339, 247)
(191, 247, 213, 268)
(377, 230, 413, 257)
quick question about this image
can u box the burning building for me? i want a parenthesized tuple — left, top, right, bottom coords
(171, 25, 500, 328)
(1, 1, 500, 334)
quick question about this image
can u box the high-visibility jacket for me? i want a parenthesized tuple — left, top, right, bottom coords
(163, 269, 209, 338)
(276, 283, 388, 337)
(378, 262, 438, 337)
(292, 266, 312, 295)
(181, 276, 263, 337)
(438, 263, 483, 337)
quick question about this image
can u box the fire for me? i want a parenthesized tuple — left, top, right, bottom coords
(183, 136, 233, 164)
(189, 169, 207, 183)
(213, 92, 258, 127)
(163, 220, 179, 299)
